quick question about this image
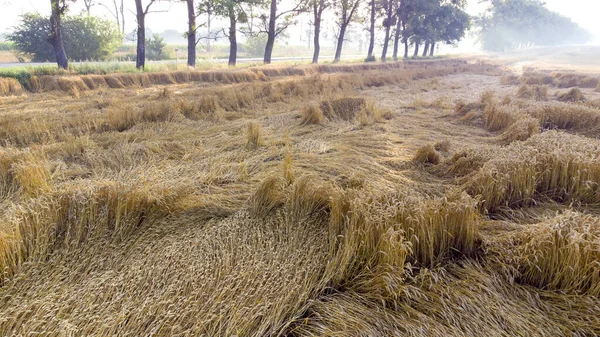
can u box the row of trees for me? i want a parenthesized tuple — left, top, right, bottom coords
(477, 0, 592, 51)
(31, 0, 472, 70)
(182, 0, 471, 66)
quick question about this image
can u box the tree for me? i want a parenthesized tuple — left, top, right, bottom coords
(260, 0, 307, 64)
(365, 0, 376, 61)
(432, 3, 470, 56)
(311, 0, 329, 63)
(134, 0, 168, 69)
(185, 0, 197, 67)
(332, 0, 361, 63)
(214, 0, 261, 67)
(380, 0, 397, 61)
(8, 13, 122, 62)
(197, 0, 218, 52)
(100, 0, 126, 35)
(398, 0, 450, 58)
(146, 34, 168, 60)
(49, 0, 73, 69)
(245, 34, 268, 57)
(391, 1, 402, 60)
(82, 0, 95, 15)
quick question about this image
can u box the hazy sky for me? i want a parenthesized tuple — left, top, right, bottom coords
(1, 0, 598, 43)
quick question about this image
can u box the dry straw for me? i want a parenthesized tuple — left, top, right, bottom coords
(2, 59, 599, 336)
(516, 212, 600, 296)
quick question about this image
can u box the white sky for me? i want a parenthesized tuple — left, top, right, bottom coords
(0, 0, 598, 43)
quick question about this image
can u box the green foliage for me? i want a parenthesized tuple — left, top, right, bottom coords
(244, 35, 267, 57)
(212, 0, 265, 23)
(146, 34, 169, 61)
(0, 42, 15, 51)
(400, 0, 470, 46)
(477, 0, 592, 51)
(7, 13, 122, 62)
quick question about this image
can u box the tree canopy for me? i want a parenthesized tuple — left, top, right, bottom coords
(8, 13, 122, 62)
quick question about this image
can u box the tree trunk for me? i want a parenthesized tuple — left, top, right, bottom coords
(422, 41, 429, 57)
(392, 18, 401, 61)
(312, 10, 321, 64)
(120, 0, 125, 36)
(313, 16, 321, 64)
(228, 6, 237, 66)
(111, 0, 121, 33)
(207, 12, 211, 52)
(186, 0, 196, 67)
(49, 0, 68, 69)
(413, 41, 419, 57)
(334, 24, 347, 63)
(264, 0, 277, 64)
(367, 0, 375, 59)
(429, 41, 435, 56)
(135, 0, 146, 69)
(381, 0, 394, 62)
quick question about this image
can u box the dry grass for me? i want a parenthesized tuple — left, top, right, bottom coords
(413, 144, 441, 165)
(1, 60, 600, 336)
(320, 97, 367, 121)
(0, 78, 24, 96)
(557, 87, 586, 102)
(499, 116, 540, 143)
(466, 131, 600, 212)
(300, 105, 324, 125)
(520, 72, 555, 86)
(246, 122, 264, 149)
(553, 72, 600, 88)
(454, 100, 483, 116)
(516, 84, 548, 101)
(515, 212, 600, 296)
(525, 101, 600, 133)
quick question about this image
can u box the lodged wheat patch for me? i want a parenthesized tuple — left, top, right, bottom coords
(1, 59, 600, 336)
(466, 131, 600, 212)
(0, 78, 24, 96)
(514, 212, 600, 296)
(413, 144, 441, 165)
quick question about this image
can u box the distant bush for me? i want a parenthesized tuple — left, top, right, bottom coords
(7, 13, 122, 62)
(244, 35, 267, 58)
(0, 42, 15, 51)
(146, 34, 169, 61)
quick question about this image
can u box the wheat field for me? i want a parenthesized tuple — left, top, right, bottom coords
(0, 59, 599, 336)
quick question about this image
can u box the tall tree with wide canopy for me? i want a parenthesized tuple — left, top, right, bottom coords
(431, 3, 470, 56)
(332, 0, 361, 63)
